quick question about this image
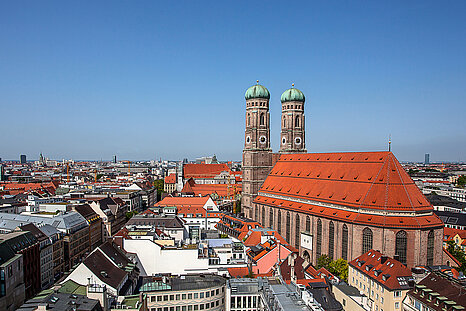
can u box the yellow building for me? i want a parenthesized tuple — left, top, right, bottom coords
(348, 250, 413, 311)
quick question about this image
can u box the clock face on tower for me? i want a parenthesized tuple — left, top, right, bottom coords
(282, 137, 286, 145)
(295, 137, 302, 145)
(246, 136, 251, 144)
(259, 136, 267, 144)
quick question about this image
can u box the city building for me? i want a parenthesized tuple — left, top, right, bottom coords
(89, 197, 128, 240)
(402, 271, 466, 311)
(140, 274, 226, 311)
(164, 173, 177, 194)
(20, 155, 27, 164)
(348, 250, 414, 311)
(425, 153, 430, 165)
(19, 224, 54, 289)
(0, 231, 40, 301)
(74, 204, 103, 249)
(0, 241, 25, 311)
(426, 193, 466, 213)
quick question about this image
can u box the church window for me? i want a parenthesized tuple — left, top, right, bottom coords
(316, 219, 322, 258)
(269, 208, 274, 229)
(295, 214, 300, 249)
(260, 113, 265, 126)
(427, 230, 434, 266)
(342, 224, 348, 260)
(277, 210, 282, 235)
(395, 230, 407, 266)
(306, 216, 311, 233)
(261, 206, 265, 226)
(283, 116, 286, 128)
(295, 115, 300, 127)
(329, 221, 335, 260)
(247, 113, 250, 126)
(255, 206, 259, 221)
(362, 228, 373, 254)
(286, 212, 291, 243)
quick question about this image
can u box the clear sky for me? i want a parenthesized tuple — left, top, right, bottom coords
(1, 1, 465, 162)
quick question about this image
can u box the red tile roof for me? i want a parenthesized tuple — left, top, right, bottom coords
(183, 163, 232, 179)
(164, 173, 177, 184)
(349, 249, 412, 291)
(255, 152, 443, 229)
(155, 196, 211, 209)
(181, 178, 241, 197)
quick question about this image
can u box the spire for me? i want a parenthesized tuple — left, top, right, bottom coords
(291, 83, 295, 88)
(256, 80, 259, 84)
(389, 135, 392, 152)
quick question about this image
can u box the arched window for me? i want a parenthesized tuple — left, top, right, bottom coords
(316, 219, 322, 259)
(329, 221, 335, 260)
(396, 230, 408, 266)
(427, 230, 435, 266)
(260, 113, 265, 126)
(295, 214, 300, 249)
(283, 116, 286, 128)
(286, 212, 291, 243)
(255, 206, 259, 222)
(247, 113, 250, 126)
(306, 216, 311, 233)
(269, 208, 274, 229)
(261, 206, 265, 226)
(342, 224, 348, 260)
(277, 210, 282, 235)
(362, 228, 373, 254)
(295, 115, 300, 127)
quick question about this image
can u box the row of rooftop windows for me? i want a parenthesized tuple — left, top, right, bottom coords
(150, 288, 223, 303)
(150, 299, 223, 311)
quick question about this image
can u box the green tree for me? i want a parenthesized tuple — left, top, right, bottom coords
(457, 175, 466, 188)
(316, 254, 332, 270)
(126, 210, 139, 220)
(329, 258, 349, 281)
(446, 240, 466, 273)
(153, 179, 165, 200)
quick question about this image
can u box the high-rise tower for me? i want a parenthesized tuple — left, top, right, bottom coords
(242, 81, 273, 219)
(279, 85, 306, 153)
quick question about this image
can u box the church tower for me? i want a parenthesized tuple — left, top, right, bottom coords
(242, 81, 273, 220)
(279, 84, 306, 153)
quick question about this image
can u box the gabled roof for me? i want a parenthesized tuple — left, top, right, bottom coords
(164, 174, 177, 184)
(255, 152, 443, 228)
(349, 249, 413, 291)
(83, 249, 127, 290)
(183, 163, 232, 179)
(155, 196, 211, 209)
(181, 178, 241, 197)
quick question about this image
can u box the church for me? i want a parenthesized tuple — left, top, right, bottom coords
(241, 82, 444, 268)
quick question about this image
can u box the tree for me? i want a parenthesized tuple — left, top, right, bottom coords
(153, 179, 165, 201)
(329, 258, 349, 281)
(446, 240, 466, 273)
(317, 254, 332, 270)
(458, 175, 466, 188)
(126, 210, 139, 220)
(316, 255, 349, 281)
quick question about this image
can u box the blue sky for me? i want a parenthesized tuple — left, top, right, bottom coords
(1, 1, 465, 162)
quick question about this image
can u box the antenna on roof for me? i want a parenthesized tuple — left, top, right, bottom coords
(388, 135, 392, 152)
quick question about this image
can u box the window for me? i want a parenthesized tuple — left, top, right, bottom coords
(395, 302, 399, 309)
(277, 210, 282, 235)
(170, 295, 174, 301)
(200, 293, 204, 299)
(394, 291, 401, 297)
(427, 230, 435, 266)
(283, 116, 286, 127)
(316, 219, 322, 258)
(188, 293, 193, 299)
(262, 206, 265, 226)
(306, 216, 310, 233)
(295, 115, 300, 127)
(329, 221, 335, 259)
(260, 113, 265, 126)
(362, 227, 373, 254)
(182, 294, 186, 300)
(395, 231, 407, 266)
(269, 208, 274, 229)
(164, 295, 168, 301)
(342, 224, 348, 260)
(286, 212, 291, 243)
(295, 214, 300, 249)
(157, 296, 162, 301)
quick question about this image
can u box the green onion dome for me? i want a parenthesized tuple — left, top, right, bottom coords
(245, 81, 270, 100)
(281, 84, 305, 103)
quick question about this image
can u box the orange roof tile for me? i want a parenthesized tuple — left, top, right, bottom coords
(183, 163, 232, 179)
(164, 173, 177, 184)
(255, 152, 443, 229)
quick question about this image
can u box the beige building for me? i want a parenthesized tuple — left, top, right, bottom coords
(333, 283, 370, 311)
(141, 274, 226, 311)
(348, 250, 414, 311)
